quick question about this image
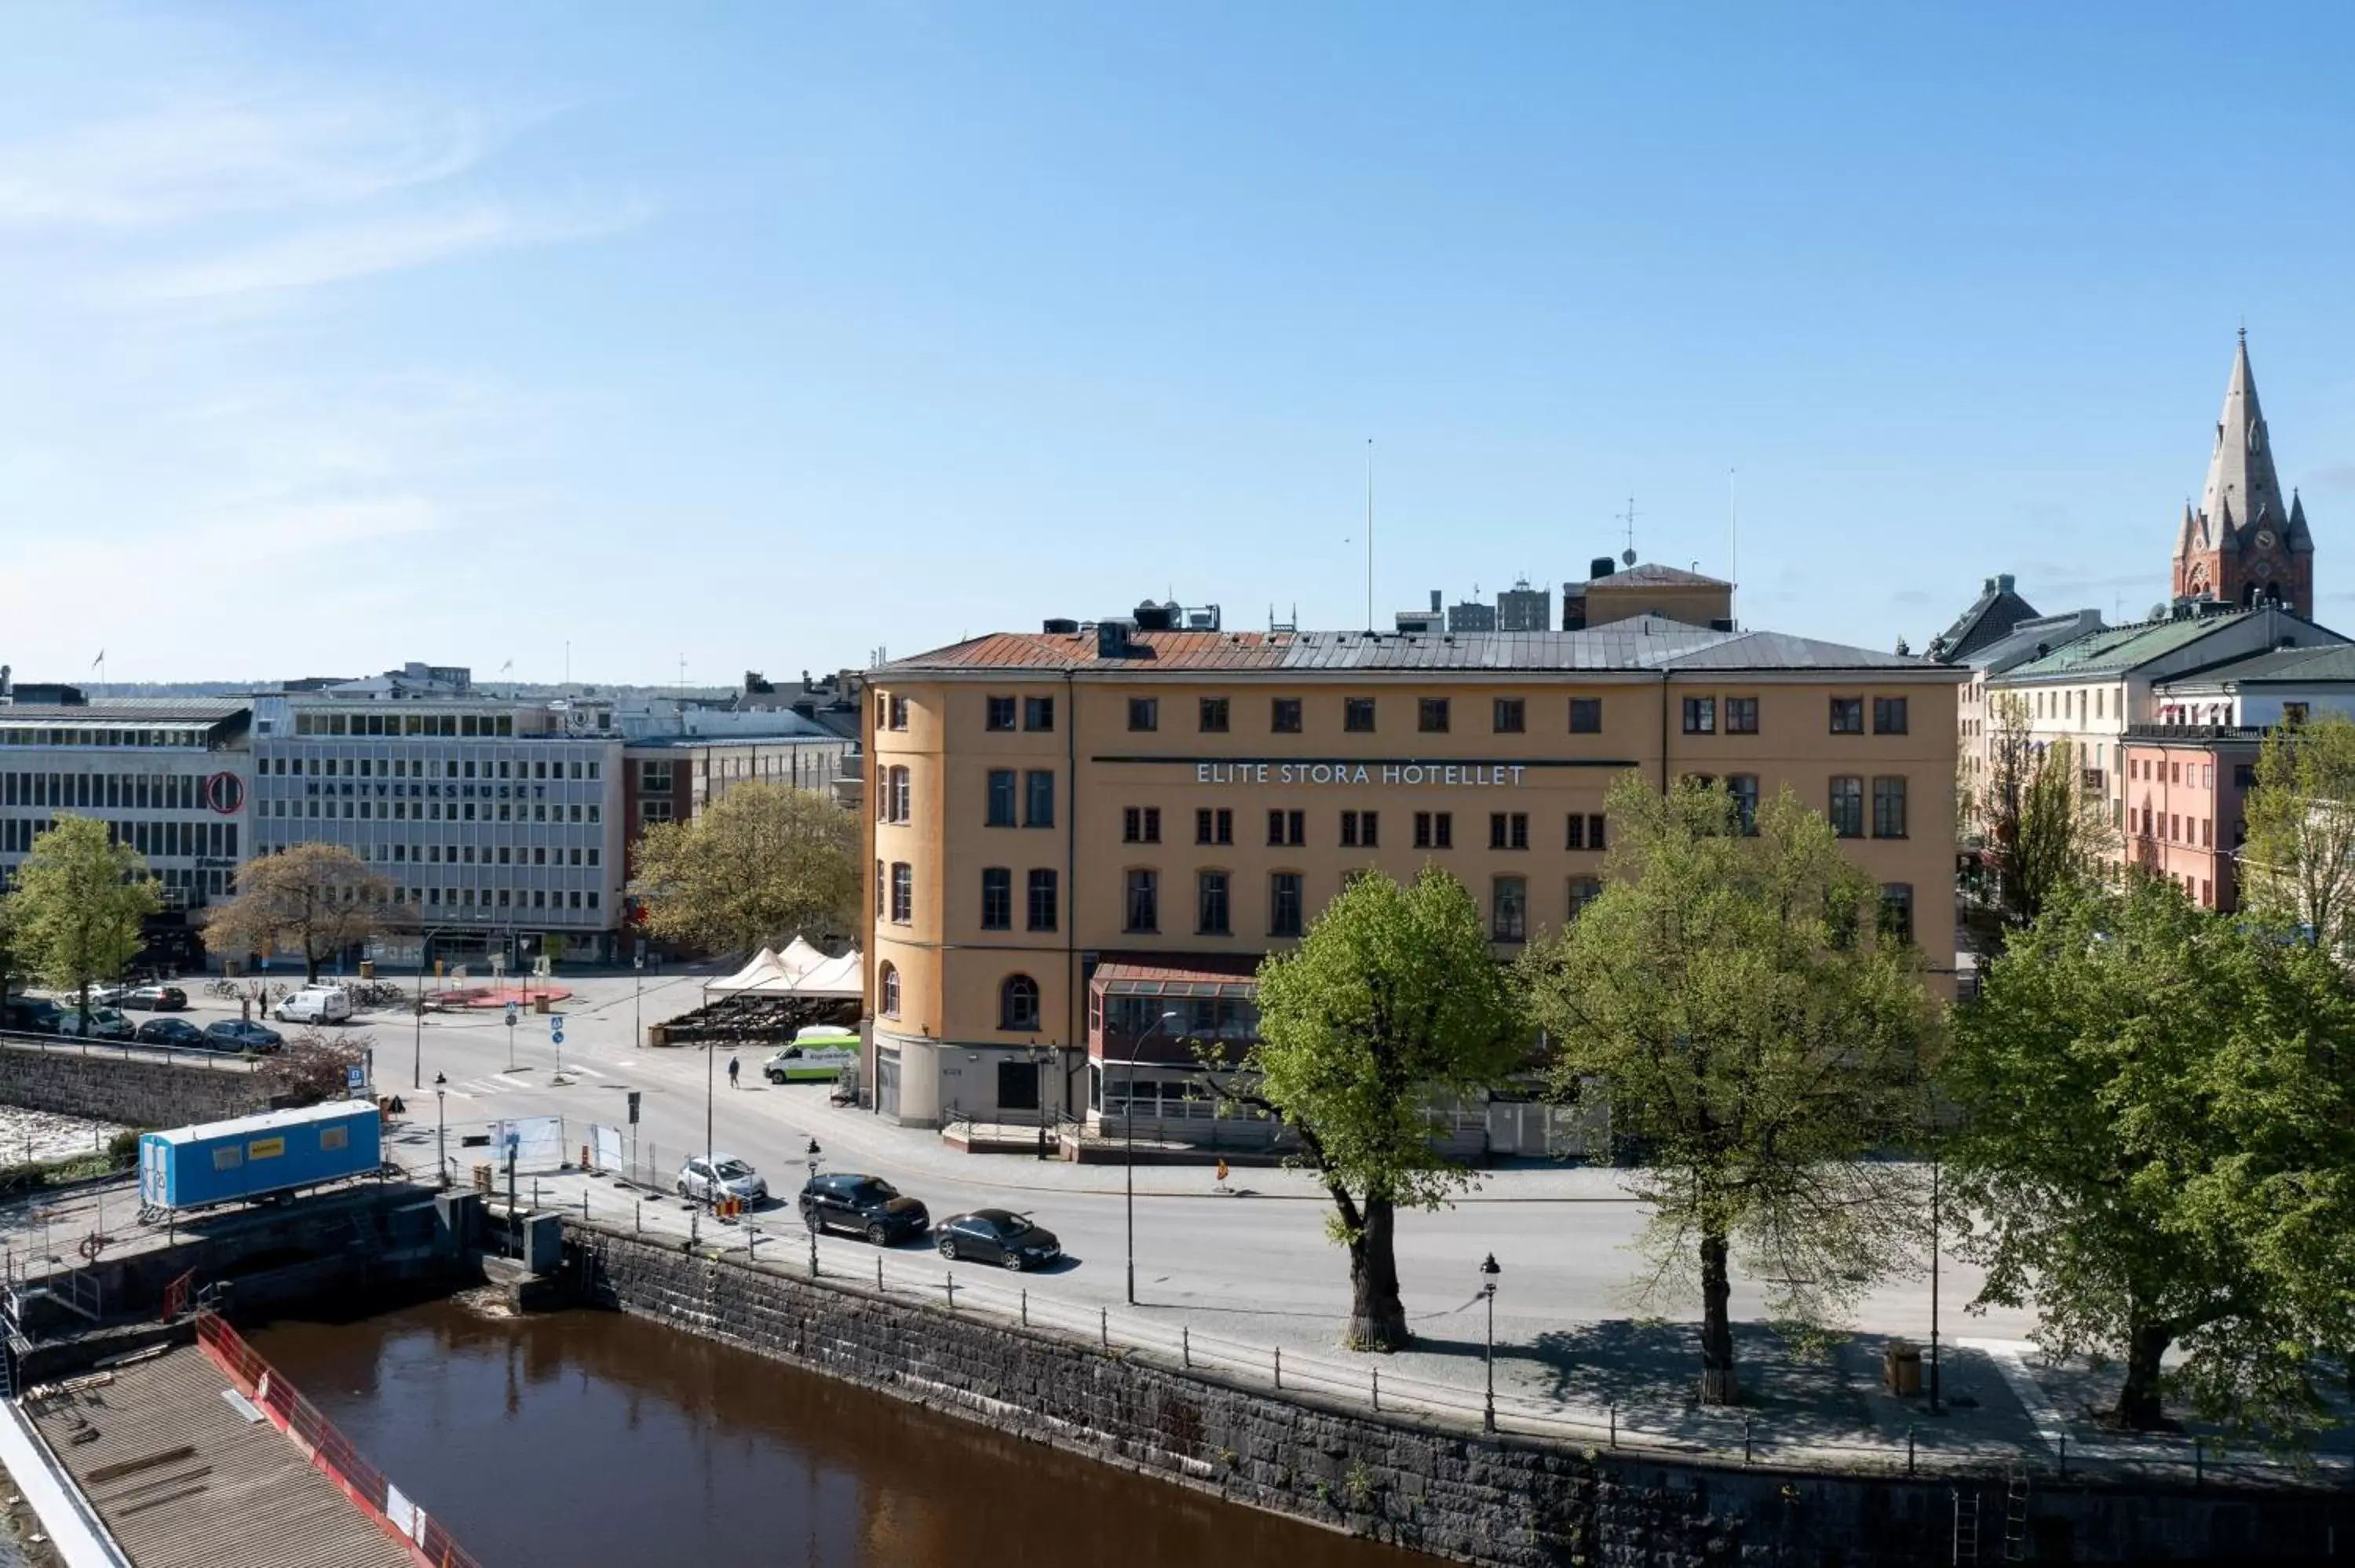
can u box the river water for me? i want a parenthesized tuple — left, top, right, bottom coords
(250, 1300, 1442, 1568)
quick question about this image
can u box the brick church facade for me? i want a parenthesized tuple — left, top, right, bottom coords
(2171, 330, 2315, 617)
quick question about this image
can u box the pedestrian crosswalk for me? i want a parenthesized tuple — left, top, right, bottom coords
(439, 1062, 615, 1099)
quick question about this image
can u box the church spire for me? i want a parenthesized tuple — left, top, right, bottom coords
(2196, 328, 2287, 548)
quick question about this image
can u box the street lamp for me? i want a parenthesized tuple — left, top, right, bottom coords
(433, 1073, 447, 1188)
(1929, 1137, 1944, 1415)
(1126, 1009, 1183, 1307)
(805, 1138, 822, 1276)
(1030, 1039, 1050, 1161)
(413, 924, 452, 1088)
(1480, 1253, 1501, 1434)
(704, 1035, 717, 1213)
(633, 953, 644, 1048)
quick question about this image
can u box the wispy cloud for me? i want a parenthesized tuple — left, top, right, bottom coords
(0, 97, 489, 230)
(119, 194, 652, 301)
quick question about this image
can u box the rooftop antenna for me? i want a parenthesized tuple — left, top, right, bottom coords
(1616, 495, 1638, 567)
(1727, 469, 1739, 628)
(1365, 438, 1375, 632)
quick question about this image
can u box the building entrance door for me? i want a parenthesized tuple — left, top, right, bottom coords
(876, 1054, 900, 1121)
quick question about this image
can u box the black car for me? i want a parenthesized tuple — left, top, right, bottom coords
(136, 1018, 209, 1049)
(0, 998, 64, 1035)
(935, 1209, 1061, 1271)
(123, 985, 188, 1012)
(798, 1173, 928, 1245)
(204, 1019, 284, 1055)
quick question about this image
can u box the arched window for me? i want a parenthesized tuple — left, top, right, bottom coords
(999, 973, 1040, 1031)
(878, 962, 900, 1019)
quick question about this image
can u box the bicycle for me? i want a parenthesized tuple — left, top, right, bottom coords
(204, 978, 240, 1000)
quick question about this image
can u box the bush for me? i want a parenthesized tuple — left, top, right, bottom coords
(260, 1029, 375, 1106)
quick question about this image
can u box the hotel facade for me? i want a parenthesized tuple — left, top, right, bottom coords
(862, 578, 1966, 1138)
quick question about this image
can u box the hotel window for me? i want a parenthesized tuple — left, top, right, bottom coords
(985, 695, 1017, 732)
(890, 766, 911, 823)
(1829, 777, 1864, 838)
(1344, 698, 1376, 733)
(1340, 810, 1378, 848)
(1492, 877, 1527, 942)
(1199, 698, 1229, 733)
(887, 695, 909, 731)
(1266, 808, 1305, 847)
(1023, 695, 1055, 732)
(1196, 808, 1234, 846)
(1568, 698, 1602, 734)
(1489, 812, 1528, 850)
(889, 862, 913, 923)
(1269, 872, 1305, 938)
(1724, 697, 1759, 735)
(1830, 698, 1864, 735)
(1028, 870, 1058, 932)
(1271, 697, 1303, 734)
(878, 964, 900, 1018)
(1413, 811, 1452, 850)
(1128, 698, 1159, 732)
(1123, 806, 1162, 844)
(1878, 884, 1915, 947)
(1872, 777, 1908, 838)
(1124, 869, 1159, 932)
(1024, 770, 1055, 828)
(1729, 775, 1760, 834)
(1565, 813, 1607, 851)
(981, 868, 1013, 930)
(987, 770, 1017, 827)
(1196, 870, 1231, 935)
(1493, 698, 1525, 734)
(1568, 877, 1604, 920)
(1418, 698, 1450, 734)
(1000, 975, 1041, 1032)
(1681, 697, 1716, 735)
(1874, 696, 1909, 735)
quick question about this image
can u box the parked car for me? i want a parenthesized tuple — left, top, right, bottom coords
(676, 1154, 769, 1206)
(122, 984, 188, 1012)
(56, 1007, 136, 1041)
(935, 1208, 1061, 1271)
(135, 1018, 209, 1049)
(798, 1173, 928, 1245)
(0, 997, 64, 1034)
(273, 986, 354, 1025)
(204, 1019, 283, 1055)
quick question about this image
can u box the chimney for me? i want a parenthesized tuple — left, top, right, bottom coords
(1590, 556, 1616, 581)
(1997, 574, 2015, 592)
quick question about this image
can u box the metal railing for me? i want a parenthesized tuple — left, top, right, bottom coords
(0, 1026, 261, 1073)
(196, 1309, 486, 1568)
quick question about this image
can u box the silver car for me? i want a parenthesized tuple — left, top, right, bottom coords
(677, 1154, 769, 1206)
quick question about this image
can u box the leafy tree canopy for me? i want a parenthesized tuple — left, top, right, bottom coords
(203, 842, 402, 983)
(628, 781, 860, 954)
(0, 815, 161, 1018)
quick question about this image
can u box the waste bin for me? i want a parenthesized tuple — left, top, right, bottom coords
(647, 1024, 669, 1048)
(534, 995, 550, 1015)
(1882, 1339, 1922, 1396)
(359, 960, 376, 980)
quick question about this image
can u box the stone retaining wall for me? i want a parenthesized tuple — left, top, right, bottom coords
(571, 1222, 2353, 1566)
(0, 1039, 267, 1129)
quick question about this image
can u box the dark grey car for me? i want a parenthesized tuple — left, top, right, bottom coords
(935, 1209, 1061, 1271)
(798, 1173, 928, 1245)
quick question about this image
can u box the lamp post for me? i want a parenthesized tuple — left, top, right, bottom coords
(1480, 1253, 1501, 1434)
(633, 953, 644, 1048)
(704, 1034, 717, 1213)
(411, 924, 452, 1089)
(805, 1138, 822, 1275)
(1030, 1039, 1050, 1161)
(433, 1073, 447, 1188)
(1126, 1009, 1183, 1307)
(1929, 1139, 1944, 1415)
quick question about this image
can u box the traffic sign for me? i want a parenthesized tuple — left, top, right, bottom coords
(626, 1090, 641, 1125)
(504, 1001, 519, 1026)
(549, 1013, 566, 1032)
(551, 1029, 565, 1046)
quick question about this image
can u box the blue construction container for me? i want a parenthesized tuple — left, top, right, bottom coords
(137, 1101, 383, 1217)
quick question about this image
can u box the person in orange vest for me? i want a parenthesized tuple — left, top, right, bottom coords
(1214, 1158, 1230, 1191)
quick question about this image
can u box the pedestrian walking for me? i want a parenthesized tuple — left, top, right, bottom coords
(728, 1055, 741, 1089)
(1214, 1158, 1230, 1193)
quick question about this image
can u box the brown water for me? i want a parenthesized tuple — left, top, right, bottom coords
(249, 1300, 1442, 1568)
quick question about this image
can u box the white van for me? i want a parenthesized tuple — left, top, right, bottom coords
(274, 986, 355, 1025)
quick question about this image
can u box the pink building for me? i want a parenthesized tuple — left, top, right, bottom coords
(2120, 725, 2261, 910)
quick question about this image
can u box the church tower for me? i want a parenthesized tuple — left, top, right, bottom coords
(2171, 330, 2315, 617)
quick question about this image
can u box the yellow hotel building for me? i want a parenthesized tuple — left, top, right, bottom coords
(862, 572, 1962, 1140)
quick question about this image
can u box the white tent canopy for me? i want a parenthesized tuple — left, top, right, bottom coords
(708, 938, 861, 999)
(709, 947, 790, 994)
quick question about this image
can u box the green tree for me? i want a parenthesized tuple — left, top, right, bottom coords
(1981, 695, 2116, 926)
(2240, 712, 2355, 966)
(1207, 868, 1522, 1351)
(1944, 874, 2355, 1435)
(202, 842, 403, 983)
(629, 781, 860, 954)
(0, 815, 161, 1026)
(1522, 774, 1936, 1404)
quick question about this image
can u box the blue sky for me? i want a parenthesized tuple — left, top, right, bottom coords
(5, 2, 2353, 685)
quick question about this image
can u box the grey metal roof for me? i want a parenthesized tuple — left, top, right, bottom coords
(880, 618, 1952, 677)
(0, 700, 250, 723)
(623, 733, 856, 750)
(1932, 579, 2043, 662)
(2161, 643, 2355, 687)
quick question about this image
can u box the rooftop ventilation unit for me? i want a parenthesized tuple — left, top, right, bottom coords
(1042, 618, 1079, 635)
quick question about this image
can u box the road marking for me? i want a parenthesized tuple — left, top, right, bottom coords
(565, 1064, 607, 1078)
(494, 1073, 532, 1088)
(1957, 1336, 2064, 1451)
